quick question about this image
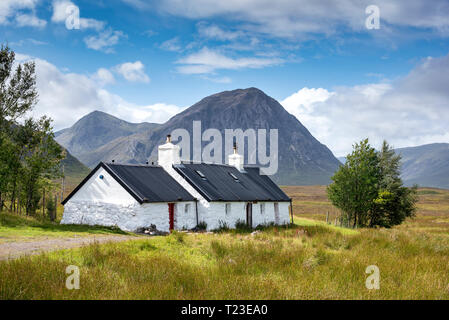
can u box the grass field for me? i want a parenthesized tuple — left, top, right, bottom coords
(0, 186, 448, 299)
(0, 213, 129, 243)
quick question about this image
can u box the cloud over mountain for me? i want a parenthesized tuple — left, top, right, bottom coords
(282, 53, 449, 156)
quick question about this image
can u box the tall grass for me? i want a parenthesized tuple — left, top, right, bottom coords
(1, 222, 448, 299)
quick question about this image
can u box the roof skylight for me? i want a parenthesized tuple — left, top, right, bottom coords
(228, 172, 240, 182)
(196, 170, 207, 179)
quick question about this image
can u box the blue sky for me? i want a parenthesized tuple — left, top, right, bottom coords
(1, 0, 449, 156)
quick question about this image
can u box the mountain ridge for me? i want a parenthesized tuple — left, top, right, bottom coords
(55, 88, 342, 185)
(56, 110, 160, 166)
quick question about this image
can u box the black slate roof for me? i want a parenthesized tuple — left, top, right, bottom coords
(62, 162, 196, 205)
(173, 163, 291, 202)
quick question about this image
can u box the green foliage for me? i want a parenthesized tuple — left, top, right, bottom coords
(0, 44, 65, 216)
(234, 219, 251, 232)
(45, 196, 56, 221)
(196, 221, 207, 231)
(328, 139, 417, 228)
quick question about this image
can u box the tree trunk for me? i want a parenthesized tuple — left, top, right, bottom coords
(53, 194, 57, 221)
(0, 192, 2, 212)
(42, 189, 45, 218)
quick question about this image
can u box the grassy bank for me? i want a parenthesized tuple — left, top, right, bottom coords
(0, 213, 128, 243)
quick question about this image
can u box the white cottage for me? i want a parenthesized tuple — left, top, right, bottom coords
(61, 136, 292, 232)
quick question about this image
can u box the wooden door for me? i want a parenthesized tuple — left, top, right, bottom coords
(168, 203, 175, 231)
(246, 203, 253, 228)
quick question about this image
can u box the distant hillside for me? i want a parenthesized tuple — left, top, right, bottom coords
(334, 145, 449, 189)
(55, 111, 160, 167)
(61, 149, 90, 179)
(396, 143, 449, 189)
(56, 88, 341, 185)
(60, 148, 91, 189)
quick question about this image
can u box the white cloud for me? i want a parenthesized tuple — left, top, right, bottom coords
(121, 0, 150, 10)
(176, 47, 283, 74)
(15, 13, 46, 28)
(16, 55, 183, 130)
(84, 29, 125, 53)
(11, 38, 48, 46)
(113, 61, 150, 83)
(196, 22, 243, 41)
(0, 0, 45, 27)
(51, 0, 104, 31)
(281, 54, 449, 156)
(142, 0, 449, 38)
(93, 68, 115, 86)
(160, 37, 182, 52)
(201, 75, 232, 83)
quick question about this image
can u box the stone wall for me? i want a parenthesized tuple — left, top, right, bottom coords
(61, 200, 197, 232)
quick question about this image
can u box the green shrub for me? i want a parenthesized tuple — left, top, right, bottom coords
(196, 221, 207, 231)
(214, 220, 230, 232)
(235, 219, 251, 232)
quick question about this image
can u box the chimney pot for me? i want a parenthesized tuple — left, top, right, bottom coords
(228, 144, 244, 171)
(166, 134, 172, 143)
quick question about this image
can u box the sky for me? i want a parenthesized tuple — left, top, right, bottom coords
(1, 0, 449, 156)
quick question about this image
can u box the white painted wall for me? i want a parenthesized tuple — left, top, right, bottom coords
(68, 167, 137, 206)
(61, 166, 197, 232)
(199, 201, 290, 230)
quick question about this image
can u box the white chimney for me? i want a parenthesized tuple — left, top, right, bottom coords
(158, 134, 181, 169)
(228, 142, 244, 171)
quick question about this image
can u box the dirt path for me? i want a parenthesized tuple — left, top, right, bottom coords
(0, 235, 140, 261)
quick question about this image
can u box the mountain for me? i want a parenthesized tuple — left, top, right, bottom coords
(396, 143, 449, 189)
(55, 111, 160, 167)
(56, 88, 342, 185)
(60, 148, 91, 187)
(337, 157, 346, 164)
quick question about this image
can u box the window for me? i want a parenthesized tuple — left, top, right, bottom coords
(260, 203, 265, 215)
(196, 170, 207, 180)
(225, 203, 231, 216)
(185, 203, 191, 214)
